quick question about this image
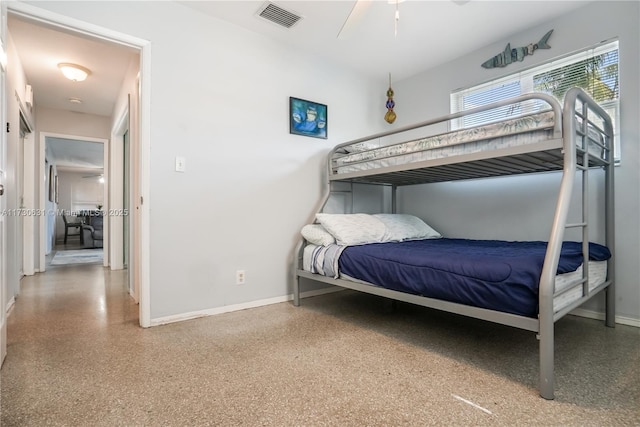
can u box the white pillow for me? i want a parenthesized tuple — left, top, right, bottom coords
(373, 213, 441, 242)
(315, 213, 386, 246)
(301, 224, 335, 246)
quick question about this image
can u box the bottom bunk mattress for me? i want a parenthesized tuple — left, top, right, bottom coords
(304, 238, 611, 317)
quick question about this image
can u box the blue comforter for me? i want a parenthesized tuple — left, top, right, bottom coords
(338, 238, 611, 317)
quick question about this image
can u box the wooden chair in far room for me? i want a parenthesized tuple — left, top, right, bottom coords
(62, 214, 83, 244)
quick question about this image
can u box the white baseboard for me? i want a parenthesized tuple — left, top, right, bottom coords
(570, 307, 640, 328)
(150, 288, 639, 329)
(150, 287, 343, 327)
(6, 297, 16, 315)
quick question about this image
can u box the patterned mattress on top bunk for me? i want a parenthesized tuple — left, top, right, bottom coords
(301, 213, 611, 318)
(332, 109, 606, 176)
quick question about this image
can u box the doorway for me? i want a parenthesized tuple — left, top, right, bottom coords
(5, 3, 151, 328)
(110, 105, 133, 295)
(44, 134, 107, 268)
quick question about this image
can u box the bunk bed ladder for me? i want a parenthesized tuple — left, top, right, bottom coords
(538, 87, 615, 400)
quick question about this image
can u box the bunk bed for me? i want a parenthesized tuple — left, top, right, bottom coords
(293, 88, 615, 400)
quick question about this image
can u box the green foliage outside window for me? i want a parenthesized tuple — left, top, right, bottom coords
(534, 52, 619, 103)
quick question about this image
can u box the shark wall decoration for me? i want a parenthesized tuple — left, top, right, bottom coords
(482, 30, 553, 69)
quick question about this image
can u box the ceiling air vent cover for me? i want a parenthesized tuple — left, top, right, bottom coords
(257, 2, 302, 29)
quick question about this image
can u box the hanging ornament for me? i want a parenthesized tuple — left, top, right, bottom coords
(384, 73, 396, 124)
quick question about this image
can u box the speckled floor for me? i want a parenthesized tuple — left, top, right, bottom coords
(1, 265, 639, 426)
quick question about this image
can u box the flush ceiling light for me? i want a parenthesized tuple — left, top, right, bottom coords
(69, 97, 83, 104)
(58, 63, 91, 82)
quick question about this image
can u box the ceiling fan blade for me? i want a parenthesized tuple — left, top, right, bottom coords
(337, 0, 372, 40)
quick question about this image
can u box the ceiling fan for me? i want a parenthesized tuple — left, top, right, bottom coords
(337, 0, 470, 39)
(337, 0, 373, 39)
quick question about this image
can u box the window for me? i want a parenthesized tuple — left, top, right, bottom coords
(451, 41, 620, 161)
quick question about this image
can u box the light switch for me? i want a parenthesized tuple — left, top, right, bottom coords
(175, 156, 186, 172)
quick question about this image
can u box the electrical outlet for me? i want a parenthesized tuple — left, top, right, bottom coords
(236, 270, 245, 285)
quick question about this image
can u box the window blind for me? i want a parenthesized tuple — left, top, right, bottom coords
(450, 41, 620, 159)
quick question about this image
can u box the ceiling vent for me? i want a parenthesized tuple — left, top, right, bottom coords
(256, 2, 302, 29)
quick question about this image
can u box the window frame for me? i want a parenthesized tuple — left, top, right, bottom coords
(450, 40, 620, 161)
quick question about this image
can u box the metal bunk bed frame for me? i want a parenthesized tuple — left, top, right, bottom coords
(293, 88, 615, 400)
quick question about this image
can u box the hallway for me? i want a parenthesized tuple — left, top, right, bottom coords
(1, 265, 137, 425)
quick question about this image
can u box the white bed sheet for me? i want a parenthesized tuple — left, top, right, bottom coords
(553, 260, 607, 312)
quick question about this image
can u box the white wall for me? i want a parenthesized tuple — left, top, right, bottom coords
(27, 1, 385, 320)
(35, 107, 111, 139)
(394, 1, 639, 322)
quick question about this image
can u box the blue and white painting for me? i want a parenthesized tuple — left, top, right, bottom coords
(290, 97, 327, 139)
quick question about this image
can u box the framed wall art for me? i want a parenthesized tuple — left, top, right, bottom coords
(289, 97, 327, 139)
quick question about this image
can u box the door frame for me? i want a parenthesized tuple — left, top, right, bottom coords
(8, 2, 151, 327)
(19, 110, 34, 277)
(38, 132, 109, 269)
(111, 105, 137, 301)
(110, 107, 127, 272)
